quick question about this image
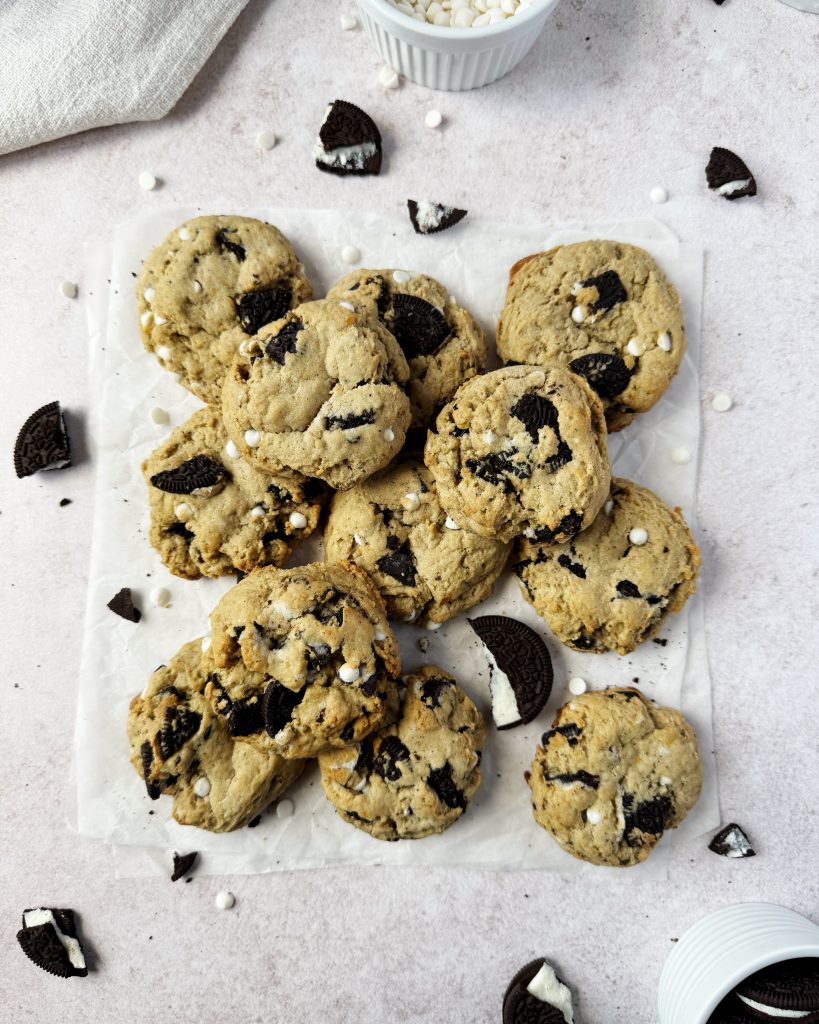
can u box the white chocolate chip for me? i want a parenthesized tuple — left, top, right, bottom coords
(150, 406, 169, 425)
(244, 430, 261, 447)
(289, 511, 308, 529)
(403, 492, 421, 511)
(338, 300, 356, 311)
(339, 663, 361, 683)
(650, 186, 668, 204)
(568, 677, 587, 695)
(629, 527, 649, 546)
(192, 280, 203, 294)
(353, 532, 364, 545)
(154, 314, 167, 326)
(250, 504, 266, 519)
(178, 227, 191, 241)
(444, 516, 460, 530)
(341, 245, 361, 264)
(340, 12, 357, 29)
(660, 776, 672, 786)
(156, 345, 170, 361)
(586, 808, 602, 824)
(143, 287, 155, 303)
(60, 280, 78, 299)
(194, 777, 211, 798)
(658, 332, 672, 351)
(225, 440, 240, 459)
(374, 625, 387, 641)
(671, 446, 691, 464)
(256, 130, 277, 150)
(404, 609, 417, 623)
(383, 427, 396, 442)
(175, 502, 192, 520)
(276, 798, 295, 818)
(604, 499, 614, 515)
(201, 635, 211, 652)
(482, 429, 495, 444)
(151, 586, 171, 608)
(140, 310, 154, 328)
(571, 304, 587, 324)
(392, 270, 411, 284)
(138, 171, 157, 191)
(215, 891, 235, 910)
(627, 338, 646, 357)
(425, 109, 443, 129)
(712, 393, 733, 412)
(378, 65, 400, 89)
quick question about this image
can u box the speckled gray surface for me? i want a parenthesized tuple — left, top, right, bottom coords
(1, 1, 818, 1021)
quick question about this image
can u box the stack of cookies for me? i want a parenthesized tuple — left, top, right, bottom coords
(127, 215, 703, 864)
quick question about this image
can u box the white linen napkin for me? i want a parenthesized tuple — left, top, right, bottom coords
(0, 0, 249, 156)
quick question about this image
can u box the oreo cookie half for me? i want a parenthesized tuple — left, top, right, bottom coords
(706, 147, 757, 200)
(14, 401, 72, 478)
(708, 822, 756, 858)
(468, 616, 553, 730)
(17, 907, 88, 978)
(407, 199, 467, 235)
(315, 100, 382, 176)
(390, 294, 451, 359)
(150, 455, 226, 494)
(107, 587, 141, 623)
(503, 957, 575, 1024)
(736, 959, 819, 1022)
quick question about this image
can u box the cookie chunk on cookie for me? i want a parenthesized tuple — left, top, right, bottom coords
(221, 299, 411, 490)
(424, 364, 610, 545)
(319, 666, 484, 840)
(528, 688, 702, 866)
(143, 407, 324, 580)
(513, 478, 700, 654)
(137, 215, 312, 404)
(327, 269, 486, 429)
(324, 460, 510, 625)
(497, 241, 685, 431)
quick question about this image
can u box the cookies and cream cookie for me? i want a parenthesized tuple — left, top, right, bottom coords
(143, 407, 324, 580)
(497, 241, 685, 431)
(513, 478, 700, 654)
(319, 666, 485, 840)
(327, 268, 486, 428)
(323, 460, 511, 625)
(424, 364, 611, 544)
(221, 299, 412, 490)
(528, 688, 702, 866)
(137, 215, 312, 404)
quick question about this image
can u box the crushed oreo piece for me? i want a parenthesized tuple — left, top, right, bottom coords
(468, 615, 553, 730)
(511, 393, 560, 445)
(568, 353, 633, 400)
(529, 511, 584, 545)
(215, 228, 246, 262)
(580, 269, 627, 312)
(544, 770, 600, 789)
(107, 587, 141, 622)
(502, 958, 574, 1024)
(14, 401, 72, 478)
(466, 451, 532, 489)
(17, 908, 87, 978)
(708, 823, 756, 859)
(166, 521, 195, 541)
(427, 761, 466, 810)
(557, 553, 586, 579)
(325, 409, 376, 430)
(390, 294, 451, 358)
(622, 793, 672, 846)
(262, 682, 306, 737)
(407, 199, 468, 236)
(616, 579, 642, 599)
(227, 695, 264, 737)
(171, 851, 198, 882)
(158, 706, 202, 760)
(376, 542, 417, 587)
(315, 99, 382, 176)
(373, 735, 411, 781)
(265, 320, 304, 364)
(541, 723, 582, 747)
(140, 740, 161, 800)
(418, 675, 453, 708)
(236, 287, 292, 335)
(150, 455, 225, 494)
(706, 147, 757, 200)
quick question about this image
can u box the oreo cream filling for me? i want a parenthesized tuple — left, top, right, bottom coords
(526, 962, 574, 1024)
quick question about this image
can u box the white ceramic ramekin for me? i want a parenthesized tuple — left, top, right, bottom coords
(356, 0, 561, 91)
(658, 902, 819, 1024)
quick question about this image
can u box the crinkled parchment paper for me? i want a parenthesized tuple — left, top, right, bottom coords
(72, 208, 717, 877)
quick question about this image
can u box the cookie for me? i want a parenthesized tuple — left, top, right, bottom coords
(17, 909, 87, 979)
(528, 688, 703, 866)
(207, 562, 401, 758)
(137, 216, 312, 404)
(315, 100, 382, 176)
(424, 364, 610, 545)
(323, 460, 510, 625)
(496, 241, 685, 431)
(143, 407, 323, 579)
(14, 400, 72, 478)
(318, 666, 484, 840)
(503, 958, 575, 1024)
(513, 478, 700, 655)
(221, 299, 412, 490)
(127, 638, 304, 831)
(735, 960, 819, 1022)
(407, 200, 467, 235)
(326, 269, 486, 428)
(468, 616, 553, 729)
(708, 823, 756, 859)
(706, 147, 757, 201)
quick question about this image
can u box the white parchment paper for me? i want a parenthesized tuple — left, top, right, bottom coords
(72, 207, 717, 877)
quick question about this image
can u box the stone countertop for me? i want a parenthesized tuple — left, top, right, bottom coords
(1, 0, 817, 1021)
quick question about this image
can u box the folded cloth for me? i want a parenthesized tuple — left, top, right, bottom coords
(0, 0, 249, 157)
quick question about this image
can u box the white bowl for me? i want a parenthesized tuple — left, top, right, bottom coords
(658, 902, 819, 1024)
(356, 0, 561, 91)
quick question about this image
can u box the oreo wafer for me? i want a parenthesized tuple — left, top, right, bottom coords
(468, 616, 553, 730)
(150, 454, 226, 494)
(706, 147, 757, 200)
(315, 100, 382, 177)
(735, 959, 819, 1022)
(14, 400, 72, 478)
(708, 822, 756, 858)
(503, 957, 574, 1024)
